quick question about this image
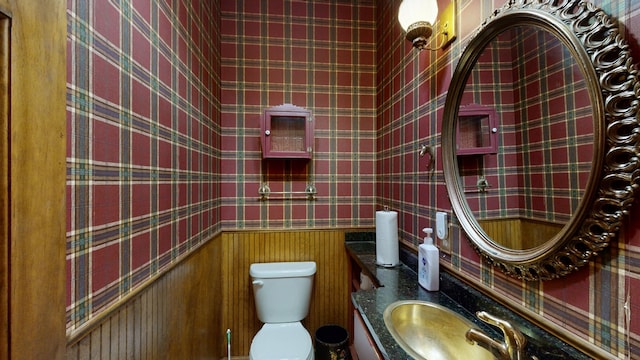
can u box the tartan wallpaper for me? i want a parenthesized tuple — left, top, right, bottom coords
(219, 1, 377, 229)
(376, 0, 639, 357)
(64, 0, 639, 357)
(66, 0, 221, 331)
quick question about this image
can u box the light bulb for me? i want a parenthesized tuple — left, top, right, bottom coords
(398, 0, 438, 31)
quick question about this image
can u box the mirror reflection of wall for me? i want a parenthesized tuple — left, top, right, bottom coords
(443, 0, 640, 281)
(458, 26, 593, 250)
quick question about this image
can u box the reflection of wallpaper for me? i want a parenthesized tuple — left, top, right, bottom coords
(460, 26, 591, 223)
(66, 0, 221, 331)
(377, 0, 639, 357)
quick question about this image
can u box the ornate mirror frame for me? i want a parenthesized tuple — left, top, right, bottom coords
(442, 0, 640, 280)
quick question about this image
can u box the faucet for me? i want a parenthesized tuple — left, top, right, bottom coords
(465, 311, 528, 360)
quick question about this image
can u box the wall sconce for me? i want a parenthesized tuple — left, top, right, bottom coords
(398, 0, 456, 51)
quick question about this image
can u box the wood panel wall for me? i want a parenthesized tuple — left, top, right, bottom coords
(479, 218, 523, 249)
(520, 218, 564, 248)
(66, 235, 222, 360)
(221, 230, 350, 357)
(479, 217, 564, 249)
(66, 230, 350, 359)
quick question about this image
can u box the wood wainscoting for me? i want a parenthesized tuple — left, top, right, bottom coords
(221, 230, 350, 357)
(478, 217, 564, 249)
(66, 234, 223, 359)
(66, 229, 350, 359)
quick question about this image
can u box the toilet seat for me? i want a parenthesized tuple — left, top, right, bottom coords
(249, 322, 313, 360)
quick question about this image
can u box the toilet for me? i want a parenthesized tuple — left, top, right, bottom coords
(249, 261, 316, 360)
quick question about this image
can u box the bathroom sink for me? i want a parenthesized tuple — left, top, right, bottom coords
(383, 300, 494, 360)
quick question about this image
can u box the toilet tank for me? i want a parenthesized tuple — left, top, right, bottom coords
(250, 261, 316, 323)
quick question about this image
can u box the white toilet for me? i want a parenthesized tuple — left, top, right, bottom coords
(249, 261, 316, 360)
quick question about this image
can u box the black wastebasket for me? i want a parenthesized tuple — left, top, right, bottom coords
(315, 324, 351, 360)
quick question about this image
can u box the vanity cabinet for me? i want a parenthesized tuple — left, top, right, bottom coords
(261, 103, 314, 159)
(347, 246, 383, 360)
(353, 310, 383, 360)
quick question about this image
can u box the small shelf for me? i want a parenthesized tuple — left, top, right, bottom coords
(261, 103, 314, 159)
(457, 103, 498, 155)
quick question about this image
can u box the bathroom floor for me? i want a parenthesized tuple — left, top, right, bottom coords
(219, 347, 359, 360)
(221, 345, 358, 359)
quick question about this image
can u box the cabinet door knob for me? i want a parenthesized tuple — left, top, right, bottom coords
(264, 130, 271, 136)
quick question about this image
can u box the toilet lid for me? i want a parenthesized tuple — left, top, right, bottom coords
(250, 323, 313, 360)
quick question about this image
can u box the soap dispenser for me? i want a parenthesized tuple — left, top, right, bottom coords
(418, 227, 439, 291)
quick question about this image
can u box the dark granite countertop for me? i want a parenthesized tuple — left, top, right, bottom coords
(346, 241, 591, 360)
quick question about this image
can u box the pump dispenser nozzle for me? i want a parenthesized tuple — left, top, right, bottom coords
(422, 227, 434, 245)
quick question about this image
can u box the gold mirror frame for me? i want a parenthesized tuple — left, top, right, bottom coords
(442, 0, 640, 280)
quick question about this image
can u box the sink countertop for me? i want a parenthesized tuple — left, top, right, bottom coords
(346, 240, 590, 360)
(347, 241, 479, 360)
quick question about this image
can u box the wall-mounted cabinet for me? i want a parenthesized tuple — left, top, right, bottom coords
(261, 104, 314, 159)
(457, 104, 498, 155)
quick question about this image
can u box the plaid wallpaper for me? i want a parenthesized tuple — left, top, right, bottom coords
(461, 27, 591, 223)
(66, 0, 221, 331)
(376, 0, 639, 357)
(219, 1, 377, 229)
(64, 0, 639, 356)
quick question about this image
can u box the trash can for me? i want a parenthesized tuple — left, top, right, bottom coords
(315, 324, 351, 360)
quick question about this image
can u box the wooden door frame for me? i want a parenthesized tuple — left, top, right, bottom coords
(0, 10, 8, 360)
(0, 1, 66, 359)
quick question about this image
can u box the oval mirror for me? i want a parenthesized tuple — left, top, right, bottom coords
(442, 0, 640, 280)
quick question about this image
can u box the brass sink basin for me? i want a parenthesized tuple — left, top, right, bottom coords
(383, 300, 494, 360)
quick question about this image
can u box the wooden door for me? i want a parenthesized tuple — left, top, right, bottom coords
(0, 1, 67, 359)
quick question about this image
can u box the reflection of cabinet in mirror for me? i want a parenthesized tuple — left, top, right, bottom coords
(456, 104, 497, 155)
(261, 103, 314, 159)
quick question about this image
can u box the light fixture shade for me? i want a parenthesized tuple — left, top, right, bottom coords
(398, 0, 439, 31)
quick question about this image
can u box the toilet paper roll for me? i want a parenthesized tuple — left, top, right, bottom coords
(359, 272, 373, 291)
(375, 210, 399, 267)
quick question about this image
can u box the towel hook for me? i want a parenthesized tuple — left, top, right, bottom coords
(419, 144, 435, 172)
